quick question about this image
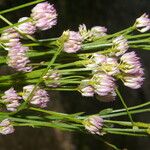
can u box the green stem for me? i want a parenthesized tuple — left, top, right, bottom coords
(115, 88, 134, 125)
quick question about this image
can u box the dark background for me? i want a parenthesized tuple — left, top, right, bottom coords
(0, 0, 150, 150)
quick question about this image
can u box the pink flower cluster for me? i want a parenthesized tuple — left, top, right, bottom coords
(31, 2, 57, 30)
(80, 35, 144, 100)
(43, 69, 61, 87)
(0, 119, 14, 135)
(84, 115, 104, 135)
(0, 2, 58, 72)
(23, 85, 50, 108)
(79, 24, 107, 42)
(1, 88, 21, 112)
(136, 13, 150, 33)
(63, 31, 83, 53)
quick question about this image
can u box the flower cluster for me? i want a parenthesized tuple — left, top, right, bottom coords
(83, 115, 104, 135)
(79, 35, 144, 100)
(23, 85, 50, 108)
(1, 88, 21, 112)
(135, 13, 150, 33)
(79, 24, 107, 42)
(0, 2, 58, 72)
(0, 119, 14, 135)
(43, 69, 61, 87)
(31, 2, 57, 30)
(63, 31, 83, 53)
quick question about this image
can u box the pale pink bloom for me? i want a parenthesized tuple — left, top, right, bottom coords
(0, 28, 20, 50)
(112, 36, 129, 56)
(79, 24, 93, 41)
(120, 51, 142, 74)
(136, 13, 150, 32)
(123, 69, 144, 89)
(31, 2, 57, 30)
(64, 31, 83, 53)
(91, 26, 107, 37)
(84, 115, 104, 135)
(2, 88, 21, 112)
(43, 70, 61, 87)
(81, 86, 95, 97)
(18, 17, 36, 35)
(92, 53, 107, 64)
(92, 73, 116, 96)
(100, 57, 120, 76)
(23, 85, 50, 108)
(0, 119, 15, 135)
(7, 44, 32, 72)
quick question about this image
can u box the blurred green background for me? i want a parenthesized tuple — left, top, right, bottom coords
(0, 0, 150, 150)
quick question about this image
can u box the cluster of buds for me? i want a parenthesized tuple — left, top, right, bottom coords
(0, 28, 32, 72)
(1, 88, 21, 112)
(22, 85, 50, 108)
(31, 2, 57, 31)
(83, 115, 104, 135)
(79, 35, 144, 100)
(79, 24, 107, 42)
(43, 69, 61, 87)
(63, 31, 83, 53)
(135, 13, 150, 33)
(0, 2, 58, 72)
(0, 119, 14, 135)
(1, 85, 50, 111)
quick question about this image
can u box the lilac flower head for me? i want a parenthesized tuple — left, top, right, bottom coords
(122, 69, 144, 89)
(112, 36, 129, 56)
(84, 115, 104, 135)
(7, 43, 32, 72)
(18, 17, 36, 35)
(0, 28, 20, 49)
(31, 2, 57, 30)
(92, 73, 116, 97)
(91, 26, 107, 37)
(0, 119, 15, 135)
(100, 57, 120, 76)
(120, 51, 142, 74)
(79, 80, 94, 97)
(23, 85, 50, 108)
(136, 13, 150, 33)
(2, 88, 21, 112)
(63, 31, 83, 53)
(43, 69, 61, 87)
(79, 24, 93, 41)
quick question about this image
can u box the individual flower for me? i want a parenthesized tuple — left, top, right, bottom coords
(1, 88, 21, 112)
(83, 115, 104, 135)
(7, 43, 32, 72)
(0, 119, 15, 135)
(31, 2, 57, 30)
(99, 57, 120, 76)
(92, 73, 116, 96)
(91, 26, 107, 37)
(63, 31, 83, 53)
(135, 13, 150, 33)
(79, 24, 93, 41)
(119, 51, 142, 74)
(79, 80, 94, 97)
(0, 28, 20, 50)
(112, 36, 129, 56)
(79, 24, 107, 42)
(18, 17, 36, 35)
(22, 85, 50, 108)
(122, 68, 144, 89)
(43, 69, 61, 87)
